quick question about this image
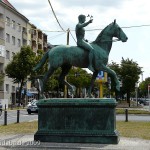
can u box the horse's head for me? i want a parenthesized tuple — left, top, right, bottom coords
(111, 19, 128, 42)
(94, 20, 128, 45)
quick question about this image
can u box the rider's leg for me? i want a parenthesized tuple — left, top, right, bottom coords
(88, 50, 94, 72)
(82, 41, 95, 72)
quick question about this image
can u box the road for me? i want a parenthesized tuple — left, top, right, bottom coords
(116, 114, 150, 121)
(0, 109, 38, 125)
(0, 109, 149, 125)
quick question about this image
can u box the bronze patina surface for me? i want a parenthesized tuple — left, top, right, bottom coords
(34, 98, 119, 144)
(33, 20, 128, 98)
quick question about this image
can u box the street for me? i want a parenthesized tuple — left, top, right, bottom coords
(116, 114, 150, 121)
(0, 109, 150, 125)
(0, 109, 38, 125)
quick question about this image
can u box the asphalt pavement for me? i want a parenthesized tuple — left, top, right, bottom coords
(0, 109, 38, 125)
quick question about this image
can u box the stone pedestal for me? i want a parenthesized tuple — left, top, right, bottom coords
(34, 98, 119, 144)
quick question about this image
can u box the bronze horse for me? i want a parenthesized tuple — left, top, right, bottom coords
(33, 20, 128, 98)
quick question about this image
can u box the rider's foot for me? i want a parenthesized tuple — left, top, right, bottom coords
(88, 65, 95, 72)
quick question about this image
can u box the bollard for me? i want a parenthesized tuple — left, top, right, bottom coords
(17, 110, 20, 123)
(125, 109, 128, 122)
(11, 104, 13, 110)
(4, 110, 7, 125)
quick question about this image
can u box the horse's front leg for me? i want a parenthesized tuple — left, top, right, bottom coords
(103, 65, 120, 91)
(88, 71, 98, 98)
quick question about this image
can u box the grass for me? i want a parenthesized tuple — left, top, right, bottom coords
(116, 109, 150, 115)
(0, 121, 38, 134)
(117, 121, 150, 140)
(0, 121, 150, 140)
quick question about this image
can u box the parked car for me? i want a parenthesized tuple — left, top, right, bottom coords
(27, 100, 38, 114)
(138, 98, 145, 105)
(27, 99, 37, 107)
(0, 103, 2, 116)
(144, 99, 150, 106)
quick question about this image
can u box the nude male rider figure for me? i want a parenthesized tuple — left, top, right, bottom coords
(75, 14, 94, 72)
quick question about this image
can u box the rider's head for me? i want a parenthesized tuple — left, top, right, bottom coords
(78, 14, 86, 23)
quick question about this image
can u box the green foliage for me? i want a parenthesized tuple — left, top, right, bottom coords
(139, 77, 150, 97)
(44, 68, 61, 92)
(0, 73, 4, 86)
(5, 46, 36, 83)
(30, 49, 47, 80)
(108, 58, 142, 103)
(120, 58, 142, 93)
(5, 46, 36, 105)
(67, 68, 91, 88)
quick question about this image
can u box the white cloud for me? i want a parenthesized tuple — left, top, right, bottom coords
(8, 0, 150, 79)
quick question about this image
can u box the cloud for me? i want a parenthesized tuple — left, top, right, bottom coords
(8, 0, 150, 79)
(59, 0, 123, 8)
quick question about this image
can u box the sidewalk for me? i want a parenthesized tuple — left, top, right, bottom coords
(0, 134, 150, 150)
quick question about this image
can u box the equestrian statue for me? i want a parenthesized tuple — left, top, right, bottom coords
(33, 15, 128, 98)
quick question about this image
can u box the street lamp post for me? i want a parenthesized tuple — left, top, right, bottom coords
(120, 80, 122, 100)
(135, 82, 138, 107)
(148, 84, 150, 112)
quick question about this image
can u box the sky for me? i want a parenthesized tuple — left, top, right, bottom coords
(8, 0, 150, 82)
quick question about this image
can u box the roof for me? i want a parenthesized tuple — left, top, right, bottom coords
(0, 0, 29, 21)
(1, 0, 16, 11)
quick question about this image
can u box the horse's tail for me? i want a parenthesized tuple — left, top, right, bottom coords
(33, 50, 49, 71)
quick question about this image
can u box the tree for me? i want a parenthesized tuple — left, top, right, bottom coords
(108, 58, 142, 107)
(67, 68, 91, 97)
(139, 77, 150, 97)
(0, 73, 4, 86)
(120, 58, 142, 106)
(5, 46, 36, 106)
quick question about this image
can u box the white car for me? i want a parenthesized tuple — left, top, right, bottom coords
(27, 100, 38, 114)
(27, 99, 37, 107)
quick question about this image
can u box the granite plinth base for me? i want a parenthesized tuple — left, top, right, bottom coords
(34, 98, 119, 144)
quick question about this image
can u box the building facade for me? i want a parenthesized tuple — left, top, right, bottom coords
(0, 0, 47, 104)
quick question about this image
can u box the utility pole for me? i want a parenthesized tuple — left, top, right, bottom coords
(64, 29, 70, 98)
(67, 28, 69, 45)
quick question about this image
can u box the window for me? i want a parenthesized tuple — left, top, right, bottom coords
(12, 20, 15, 29)
(6, 17, 10, 26)
(12, 36, 15, 45)
(17, 39, 21, 47)
(12, 86, 15, 93)
(17, 23, 21, 32)
(6, 84, 9, 93)
(0, 45, 5, 57)
(27, 40, 31, 46)
(6, 33, 10, 43)
(12, 52, 15, 58)
(6, 50, 10, 59)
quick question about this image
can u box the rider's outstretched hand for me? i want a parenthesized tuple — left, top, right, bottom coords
(89, 19, 93, 23)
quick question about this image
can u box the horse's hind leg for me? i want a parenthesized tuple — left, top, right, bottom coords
(88, 71, 98, 98)
(58, 65, 75, 96)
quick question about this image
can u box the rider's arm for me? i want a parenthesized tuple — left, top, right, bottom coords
(78, 19, 93, 28)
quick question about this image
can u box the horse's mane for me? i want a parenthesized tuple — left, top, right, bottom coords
(93, 22, 113, 44)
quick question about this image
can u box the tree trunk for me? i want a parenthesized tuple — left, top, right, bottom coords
(127, 91, 131, 107)
(18, 80, 24, 107)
